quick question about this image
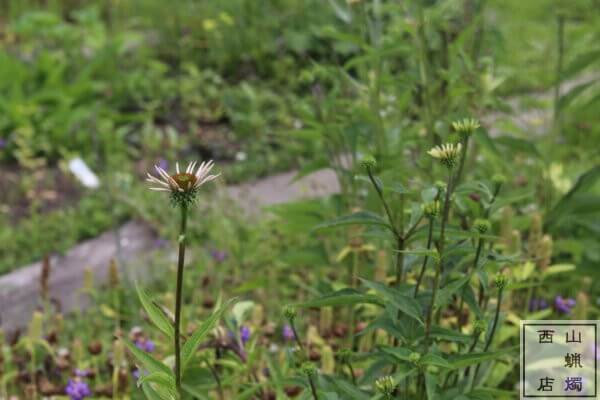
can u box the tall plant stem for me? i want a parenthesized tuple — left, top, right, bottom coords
(458, 237, 484, 333)
(414, 219, 435, 297)
(454, 137, 469, 189)
(438, 170, 454, 274)
(174, 204, 188, 395)
(473, 285, 504, 385)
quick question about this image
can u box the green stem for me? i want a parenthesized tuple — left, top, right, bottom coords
(414, 218, 435, 297)
(473, 285, 504, 385)
(174, 204, 188, 396)
(459, 237, 484, 332)
(367, 167, 401, 239)
(454, 137, 469, 189)
(308, 375, 319, 400)
(438, 170, 454, 274)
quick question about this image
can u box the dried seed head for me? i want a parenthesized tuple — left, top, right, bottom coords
(109, 258, 119, 288)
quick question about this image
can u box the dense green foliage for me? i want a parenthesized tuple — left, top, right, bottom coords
(0, 0, 600, 399)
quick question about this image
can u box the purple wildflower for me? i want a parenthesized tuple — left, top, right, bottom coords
(0, 138, 6, 149)
(210, 249, 228, 263)
(157, 158, 168, 171)
(74, 369, 90, 378)
(282, 324, 295, 341)
(132, 369, 141, 380)
(554, 296, 576, 314)
(135, 338, 155, 353)
(529, 298, 549, 312)
(65, 378, 92, 400)
(240, 326, 251, 344)
(154, 238, 168, 248)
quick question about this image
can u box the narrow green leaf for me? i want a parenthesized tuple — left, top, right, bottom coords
(448, 350, 508, 369)
(142, 382, 166, 400)
(435, 275, 470, 309)
(138, 372, 176, 394)
(181, 299, 235, 372)
(295, 288, 384, 309)
(123, 339, 172, 377)
(136, 284, 174, 340)
(313, 211, 393, 232)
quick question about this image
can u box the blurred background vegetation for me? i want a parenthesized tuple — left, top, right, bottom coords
(0, 0, 599, 273)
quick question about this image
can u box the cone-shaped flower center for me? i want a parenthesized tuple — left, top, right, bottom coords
(172, 173, 198, 191)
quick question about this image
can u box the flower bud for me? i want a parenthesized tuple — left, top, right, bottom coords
(473, 319, 487, 335)
(301, 362, 317, 377)
(337, 348, 352, 364)
(492, 174, 506, 189)
(452, 118, 480, 138)
(283, 305, 297, 322)
(494, 274, 508, 290)
(408, 352, 421, 365)
(360, 155, 377, 170)
(473, 219, 491, 234)
(423, 201, 440, 219)
(375, 376, 396, 397)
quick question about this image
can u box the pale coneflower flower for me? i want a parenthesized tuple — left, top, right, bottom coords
(427, 143, 462, 169)
(452, 118, 480, 137)
(146, 160, 219, 207)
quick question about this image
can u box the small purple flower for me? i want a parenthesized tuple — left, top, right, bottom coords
(65, 378, 92, 400)
(529, 298, 549, 312)
(240, 326, 251, 344)
(210, 249, 228, 263)
(132, 369, 141, 380)
(157, 158, 168, 171)
(135, 338, 155, 353)
(555, 295, 576, 314)
(154, 238, 168, 248)
(74, 369, 89, 378)
(282, 324, 295, 341)
(0, 138, 6, 149)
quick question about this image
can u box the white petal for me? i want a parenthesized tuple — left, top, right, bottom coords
(149, 187, 171, 192)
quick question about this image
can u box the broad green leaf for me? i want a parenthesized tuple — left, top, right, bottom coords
(123, 339, 172, 377)
(136, 284, 174, 340)
(313, 211, 393, 232)
(546, 165, 600, 230)
(181, 299, 235, 372)
(360, 279, 424, 325)
(295, 288, 383, 308)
